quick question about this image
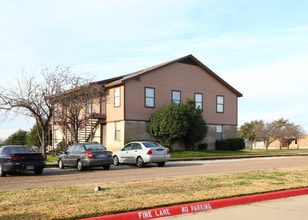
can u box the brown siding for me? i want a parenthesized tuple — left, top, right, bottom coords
(124, 62, 238, 125)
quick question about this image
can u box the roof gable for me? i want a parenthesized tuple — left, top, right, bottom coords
(104, 54, 242, 97)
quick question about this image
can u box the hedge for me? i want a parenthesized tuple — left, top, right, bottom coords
(215, 138, 245, 151)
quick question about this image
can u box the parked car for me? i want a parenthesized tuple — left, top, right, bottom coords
(0, 145, 46, 177)
(58, 142, 113, 171)
(113, 141, 170, 167)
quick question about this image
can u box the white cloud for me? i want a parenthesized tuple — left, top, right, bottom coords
(0, 129, 16, 142)
(223, 54, 308, 132)
(0, 0, 308, 136)
(225, 54, 308, 99)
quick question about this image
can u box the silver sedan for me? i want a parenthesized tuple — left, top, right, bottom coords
(113, 141, 170, 167)
(58, 142, 113, 171)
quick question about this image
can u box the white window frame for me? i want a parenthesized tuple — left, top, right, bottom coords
(194, 93, 203, 109)
(115, 121, 121, 141)
(217, 95, 224, 113)
(114, 87, 120, 107)
(172, 90, 181, 104)
(145, 87, 155, 108)
(86, 100, 92, 114)
(216, 125, 223, 140)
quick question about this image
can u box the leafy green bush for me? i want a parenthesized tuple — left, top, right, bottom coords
(197, 143, 208, 150)
(147, 99, 208, 150)
(4, 129, 27, 145)
(58, 140, 67, 150)
(215, 138, 245, 151)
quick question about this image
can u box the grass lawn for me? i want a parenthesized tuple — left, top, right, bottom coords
(22, 150, 307, 219)
(46, 154, 58, 163)
(1, 167, 308, 219)
(170, 149, 308, 158)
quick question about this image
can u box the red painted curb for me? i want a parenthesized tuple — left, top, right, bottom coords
(81, 188, 308, 220)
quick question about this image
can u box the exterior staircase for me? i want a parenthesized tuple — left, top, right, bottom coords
(78, 118, 99, 143)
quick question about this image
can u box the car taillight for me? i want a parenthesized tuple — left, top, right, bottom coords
(166, 149, 170, 154)
(36, 155, 45, 161)
(9, 156, 23, 162)
(85, 152, 93, 158)
(146, 150, 153, 155)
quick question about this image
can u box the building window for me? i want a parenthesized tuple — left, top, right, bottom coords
(145, 87, 155, 108)
(54, 104, 59, 117)
(114, 87, 120, 107)
(216, 125, 223, 140)
(217, 95, 224, 113)
(172, 90, 181, 104)
(115, 121, 120, 141)
(86, 100, 92, 114)
(194, 93, 203, 109)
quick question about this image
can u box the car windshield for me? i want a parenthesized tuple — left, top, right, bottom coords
(4, 146, 35, 154)
(84, 143, 106, 151)
(143, 142, 163, 148)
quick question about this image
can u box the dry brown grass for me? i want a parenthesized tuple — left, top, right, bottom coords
(1, 167, 308, 219)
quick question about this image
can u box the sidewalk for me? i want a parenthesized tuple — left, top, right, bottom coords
(162, 193, 308, 220)
(82, 188, 308, 220)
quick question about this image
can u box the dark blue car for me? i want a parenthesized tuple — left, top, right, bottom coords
(0, 145, 46, 177)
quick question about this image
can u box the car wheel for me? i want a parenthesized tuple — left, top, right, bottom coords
(58, 160, 65, 169)
(34, 168, 43, 175)
(77, 160, 84, 171)
(0, 164, 6, 177)
(113, 156, 120, 166)
(157, 162, 165, 167)
(136, 157, 145, 168)
(103, 165, 110, 170)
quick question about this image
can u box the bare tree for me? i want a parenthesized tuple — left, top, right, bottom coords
(273, 118, 304, 149)
(50, 82, 105, 144)
(254, 120, 278, 150)
(251, 118, 304, 150)
(0, 66, 89, 155)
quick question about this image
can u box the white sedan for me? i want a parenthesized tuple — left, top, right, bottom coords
(113, 141, 170, 167)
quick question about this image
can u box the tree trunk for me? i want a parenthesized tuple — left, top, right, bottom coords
(40, 130, 47, 157)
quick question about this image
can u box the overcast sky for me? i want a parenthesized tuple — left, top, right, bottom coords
(0, 0, 307, 140)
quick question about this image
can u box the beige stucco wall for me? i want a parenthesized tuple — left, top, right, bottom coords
(91, 125, 101, 144)
(106, 85, 125, 122)
(268, 134, 308, 149)
(105, 121, 125, 152)
(105, 120, 153, 152)
(123, 62, 238, 125)
(247, 134, 308, 150)
(298, 135, 308, 148)
(52, 128, 64, 149)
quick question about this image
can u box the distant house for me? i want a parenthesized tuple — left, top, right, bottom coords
(51, 55, 242, 151)
(250, 134, 308, 150)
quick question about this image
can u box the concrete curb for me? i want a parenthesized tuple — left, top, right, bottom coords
(46, 153, 308, 168)
(80, 188, 308, 220)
